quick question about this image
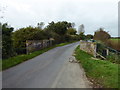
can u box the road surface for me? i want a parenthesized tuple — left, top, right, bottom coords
(2, 42, 91, 88)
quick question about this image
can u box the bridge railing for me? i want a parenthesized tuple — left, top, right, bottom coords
(80, 40, 120, 64)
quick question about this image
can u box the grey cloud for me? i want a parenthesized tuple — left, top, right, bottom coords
(1, 0, 118, 37)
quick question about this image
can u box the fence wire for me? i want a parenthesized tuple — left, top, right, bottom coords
(96, 43, 120, 64)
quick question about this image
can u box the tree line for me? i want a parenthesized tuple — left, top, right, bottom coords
(2, 21, 82, 59)
(2, 21, 116, 59)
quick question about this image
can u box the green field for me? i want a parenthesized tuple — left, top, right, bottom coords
(106, 38, 120, 51)
(110, 38, 120, 43)
(75, 46, 119, 88)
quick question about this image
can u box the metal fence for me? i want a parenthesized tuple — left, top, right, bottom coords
(96, 43, 120, 63)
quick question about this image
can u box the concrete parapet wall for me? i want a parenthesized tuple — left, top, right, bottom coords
(80, 40, 96, 57)
(26, 40, 53, 54)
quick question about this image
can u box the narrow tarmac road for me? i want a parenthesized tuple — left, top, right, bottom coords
(3, 42, 91, 88)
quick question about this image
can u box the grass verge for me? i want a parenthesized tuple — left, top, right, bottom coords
(75, 45, 119, 88)
(2, 41, 78, 70)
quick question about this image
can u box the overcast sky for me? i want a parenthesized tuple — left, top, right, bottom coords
(0, 0, 119, 36)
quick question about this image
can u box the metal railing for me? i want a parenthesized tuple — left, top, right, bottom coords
(96, 43, 120, 64)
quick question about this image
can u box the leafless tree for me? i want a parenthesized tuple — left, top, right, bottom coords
(0, 5, 6, 19)
(37, 22, 45, 29)
(78, 24, 85, 34)
(94, 28, 111, 41)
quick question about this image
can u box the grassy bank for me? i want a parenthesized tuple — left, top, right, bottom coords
(2, 41, 78, 70)
(75, 46, 119, 88)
